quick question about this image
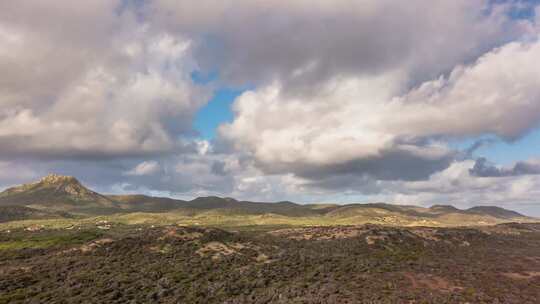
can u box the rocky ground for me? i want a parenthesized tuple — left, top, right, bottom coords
(1, 223, 539, 303)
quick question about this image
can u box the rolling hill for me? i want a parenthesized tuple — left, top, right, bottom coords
(465, 206, 525, 219)
(0, 174, 536, 226)
(0, 206, 72, 223)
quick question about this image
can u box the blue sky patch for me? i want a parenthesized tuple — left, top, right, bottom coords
(193, 88, 245, 139)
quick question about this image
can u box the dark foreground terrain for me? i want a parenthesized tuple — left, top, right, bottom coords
(1, 223, 540, 304)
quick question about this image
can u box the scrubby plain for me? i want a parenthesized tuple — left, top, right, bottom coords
(1, 223, 540, 303)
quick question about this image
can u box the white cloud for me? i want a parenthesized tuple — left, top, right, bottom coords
(392, 39, 540, 140)
(195, 140, 211, 155)
(0, 2, 208, 159)
(221, 38, 540, 182)
(126, 161, 160, 176)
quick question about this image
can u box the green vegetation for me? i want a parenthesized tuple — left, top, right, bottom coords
(0, 206, 70, 223)
(0, 230, 102, 251)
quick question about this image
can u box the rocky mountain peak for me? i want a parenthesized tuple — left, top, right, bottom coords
(39, 174, 80, 185)
(0, 174, 118, 212)
(37, 174, 98, 198)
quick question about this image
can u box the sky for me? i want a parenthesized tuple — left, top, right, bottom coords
(1, 1, 540, 216)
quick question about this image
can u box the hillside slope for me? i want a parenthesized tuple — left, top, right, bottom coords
(0, 206, 71, 223)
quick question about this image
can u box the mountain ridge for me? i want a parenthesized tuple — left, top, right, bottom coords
(0, 174, 535, 225)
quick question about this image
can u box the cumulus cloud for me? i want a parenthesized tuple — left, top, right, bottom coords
(221, 37, 540, 183)
(392, 39, 540, 140)
(0, 1, 208, 159)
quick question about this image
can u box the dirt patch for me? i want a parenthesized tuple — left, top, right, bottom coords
(403, 272, 462, 293)
(79, 238, 114, 253)
(196, 242, 239, 260)
(410, 228, 441, 241)
(160, 227, 203, 241)
(60, 238, 115, 254)
(196, 241, 273, 263)
(229, 243, 247, 250)
(0, 266, 32, 275)
(501, 271, 540, 280)
(149, 243, 173, 254)
(365, 235, 387, 245)
(269, 226, 368, 240)
(255, 253, 270, 263)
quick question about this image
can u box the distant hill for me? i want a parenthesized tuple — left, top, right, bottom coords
(109, 195, 328, 217)
(465, 206, 524, 219)
(0, 206, 72, 223)
(109, 194, 187, 213)
(429, 205, 463, 214)
(183, 197, 324, 217)
(0, 174, 534, 226)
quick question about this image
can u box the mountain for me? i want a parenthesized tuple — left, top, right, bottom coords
(0, 174, 118, 215)
(0, 174, 534, 225)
